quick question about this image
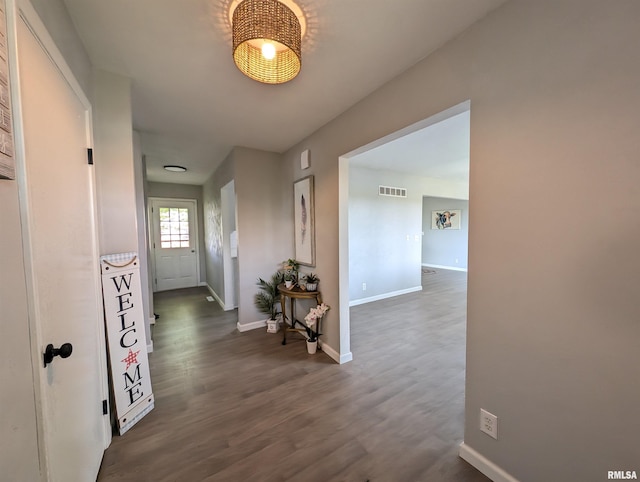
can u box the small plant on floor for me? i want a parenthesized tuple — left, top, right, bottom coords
(304, 302, 330, 342)
(254, 272, 283, 321)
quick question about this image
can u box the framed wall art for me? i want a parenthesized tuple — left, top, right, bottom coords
(293, 175, 315, 266)
(0, 0, 15, 180)
(431, 209, 461, 230)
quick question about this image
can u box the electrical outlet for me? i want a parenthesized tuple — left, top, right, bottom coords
(480, 409, 498, 440)
(362, 283, 367, 291)
(455, 258, 459, 264)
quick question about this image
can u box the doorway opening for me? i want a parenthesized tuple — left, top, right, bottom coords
(338, 100, 471, 362)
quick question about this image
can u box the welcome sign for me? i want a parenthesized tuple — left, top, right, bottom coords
(100, 252, 154, 435)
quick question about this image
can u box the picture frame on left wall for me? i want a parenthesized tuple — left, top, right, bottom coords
(293, 175, 315, 266)
(0, 0, 16, 180)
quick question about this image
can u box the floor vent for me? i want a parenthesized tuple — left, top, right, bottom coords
(379, 185, 407, 198)
(206, 296, 214, 302)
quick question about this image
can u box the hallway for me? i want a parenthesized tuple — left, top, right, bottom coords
(98, 270, 487, 481)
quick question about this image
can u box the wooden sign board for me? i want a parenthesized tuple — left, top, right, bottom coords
(100, 252, 154, 435)
(0, 0, 15, 180)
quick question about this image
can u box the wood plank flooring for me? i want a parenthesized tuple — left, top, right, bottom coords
(97, 269, 488, 481)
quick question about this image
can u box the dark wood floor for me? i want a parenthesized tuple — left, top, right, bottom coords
(98, 269, 488, 481)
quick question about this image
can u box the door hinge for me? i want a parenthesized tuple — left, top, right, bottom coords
(102, 399, 108, 415)
(87, 148, 94, 165)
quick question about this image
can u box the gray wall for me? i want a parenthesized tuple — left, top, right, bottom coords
(202, 147, 287, 325)
(29, 0, 92, 99)
(234, 147, 289, 326)
(92, 69, 138, 254)
(203, 151, 234, 304)
(147, 182, 206, 284)
(422, 197, 469, 270)
(348, 167, 423, 303)
(349, 167, 469, 304)
(281, 1, 640, 479)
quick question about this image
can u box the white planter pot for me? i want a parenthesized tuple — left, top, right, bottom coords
(306, 283, 318, 291)
(266, 319, 279, 333)
(285, 281, 293, 289)
(306, 340, 318, 354)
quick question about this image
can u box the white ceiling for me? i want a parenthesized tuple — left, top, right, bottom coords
(61, 0, 505, 184)
(349, 110, 470, 184)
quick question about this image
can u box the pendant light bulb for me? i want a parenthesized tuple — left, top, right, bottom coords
(261, 42, 276, 60)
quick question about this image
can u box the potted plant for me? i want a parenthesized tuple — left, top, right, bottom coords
(282, 258, 300, 286)
(303, 303, 330, 354)
(254, 272, 283, 332)
(283, 272, 294, 289)
(282, 258, 300, 273)
(304, 273, 319, 291)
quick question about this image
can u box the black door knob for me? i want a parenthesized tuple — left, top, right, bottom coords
(43, 343, 73, 367)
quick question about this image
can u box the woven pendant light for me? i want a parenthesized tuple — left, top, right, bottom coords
(232, 0, 302, 84)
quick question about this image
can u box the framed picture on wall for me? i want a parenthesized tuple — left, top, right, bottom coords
(431, 210, 461, 230)
(293, 175, 315, 266)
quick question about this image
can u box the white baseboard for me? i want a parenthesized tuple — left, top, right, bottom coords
(349, 286, 422, 307)
(423, 263, 467, 272)
(206, 284, 235, 311)
(318, 341, 351, 364)
(146, 341, 154, 353)
(459, 443, 519, 482)
(198, 281, 207, 287)
(149, 316, 156, 326)
(237, 319, 267, 332)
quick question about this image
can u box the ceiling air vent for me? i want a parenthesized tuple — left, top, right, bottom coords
(378, 185, 407, 198)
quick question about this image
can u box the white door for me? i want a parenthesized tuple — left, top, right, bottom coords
(151, 199, 199, 291)
(16, 9, 108, 481)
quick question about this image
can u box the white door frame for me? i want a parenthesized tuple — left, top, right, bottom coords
(8, 0, 111, 476)
(221, 180, 237, 310)
(148, 197, 200, 292)
(337, 100, 471, 365)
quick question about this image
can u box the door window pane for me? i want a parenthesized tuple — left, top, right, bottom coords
(159, 207, 190, 249)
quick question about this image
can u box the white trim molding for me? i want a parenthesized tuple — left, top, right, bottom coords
(237, 319, 267, 332)
(459, 443, 519, 482)
(319, 341, 352, 364)
(422, 263, 467, 273)
(206, 284, 235, 311)
(349, 286, 422, 307)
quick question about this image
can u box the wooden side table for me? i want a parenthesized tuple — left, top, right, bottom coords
(278, 283, 323, 346)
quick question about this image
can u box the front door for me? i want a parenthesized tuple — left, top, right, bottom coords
(151, 199, 199, 291)
(16, 9, 108, 480)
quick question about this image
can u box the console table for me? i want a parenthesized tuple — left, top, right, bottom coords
(278, 283, 323, 346)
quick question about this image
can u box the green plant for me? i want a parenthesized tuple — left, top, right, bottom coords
(254, 272, 283, 320)
(304, 273, 319, 284)
(283, 258, 300, 272)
